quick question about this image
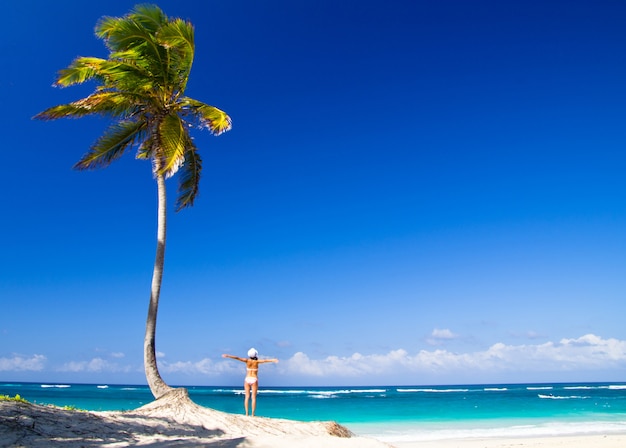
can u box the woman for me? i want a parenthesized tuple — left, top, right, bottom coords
(222, 348, 278, 416)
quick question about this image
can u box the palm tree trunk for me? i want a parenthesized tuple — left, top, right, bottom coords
(144, 171, 174, 399)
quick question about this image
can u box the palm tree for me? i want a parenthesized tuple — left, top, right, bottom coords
(35, 4, 231, 399)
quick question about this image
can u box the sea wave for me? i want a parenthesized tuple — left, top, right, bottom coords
(484, 387, 508, 391)
(527, 386, 553, 390)
(40, 384, 71, 388)
(232, 389, 325, 396)
(397, 388, 470, 393)
(97, 385, 109, 389)
(359, 420, 626, 443)
(609, 385, 626, 390)
(538, 394, 590, 400)
(258, 389, 313, 395)
(259, 389, 387, 396)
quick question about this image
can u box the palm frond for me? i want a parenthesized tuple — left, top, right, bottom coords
(175, 137, 202, 210)
(136, 134, 155, 160)
(34, 103, 92, 120)
(96, 7, 166, 77)
(158, 19, 194, 52)
(180, 97, 232, 135)
(75, 92, 142, 116)
(96, 4, 166, 50)
(74, 120, 146, 170)
(100, 60, 158, 94)
(158, 19, 195, 93)
(129, 4, 168, 35)
(55, 57, 152, 95)
(157, 114, 187, 178)
(34, 92, 141, 120)
(55, 57, 108, 87)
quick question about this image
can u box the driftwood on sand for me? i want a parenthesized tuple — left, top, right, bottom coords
(0, 388, 391, 447)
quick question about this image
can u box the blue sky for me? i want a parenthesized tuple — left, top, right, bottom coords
(1, 0, 625, 387)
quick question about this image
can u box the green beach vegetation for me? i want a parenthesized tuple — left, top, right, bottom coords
(35, 4, 231, 399)
(0, 394, 87, 411)
(0, 394, 28, 403)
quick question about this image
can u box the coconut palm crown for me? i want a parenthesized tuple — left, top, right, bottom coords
(35, 4, 231, 399)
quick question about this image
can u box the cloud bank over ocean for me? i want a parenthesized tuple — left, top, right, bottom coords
(2, 333, 625, 385)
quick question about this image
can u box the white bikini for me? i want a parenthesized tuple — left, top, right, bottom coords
(245, 367, 258, 385)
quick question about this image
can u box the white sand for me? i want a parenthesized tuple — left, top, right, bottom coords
(393, 434, 626, 447)
(1, 389, 625, 447)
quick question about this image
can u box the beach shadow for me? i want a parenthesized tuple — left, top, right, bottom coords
(133, 437, 250, 447)
(1, 401, 232, 447)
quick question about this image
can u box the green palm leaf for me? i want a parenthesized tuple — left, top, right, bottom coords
(34, 103, 92, 120)
(158, 19, 195, 93)
(181, 97, 232, 135)
(101, 62, 157, 94)
(97, 7, 168, 90)
(128, 4, 167, 35)
(75, 120, 146, 170)
(55, 57, 108, 87)
(158, 19, 194, 52)
(136, 134, 155, 161)
(157, 114, 187, 178)
(176, 137, 202, 210)
(35, 92, 140, 120)
(97, 6, 164, 53)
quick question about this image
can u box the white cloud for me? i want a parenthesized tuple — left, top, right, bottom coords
(78, 333, 622, 383)
(282, 350, 410, 377)
(280, 334, 626, 378)
(427, 328, 458, 345)
(58, 357, 132, 373)
(0, 354, 46, 371)
(161, 358, 240, 376)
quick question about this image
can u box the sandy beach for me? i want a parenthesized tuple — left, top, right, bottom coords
(1, 389, 625, 447)
(392, 434, 626, 448)
(0, 389, 389, 447)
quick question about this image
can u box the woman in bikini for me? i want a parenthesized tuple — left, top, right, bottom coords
(222, 348, 278, 416)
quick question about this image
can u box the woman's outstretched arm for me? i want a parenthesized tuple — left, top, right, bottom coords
(222, 354, 247, 362)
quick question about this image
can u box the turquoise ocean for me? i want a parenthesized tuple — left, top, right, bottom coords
(2, 382, 626, 443)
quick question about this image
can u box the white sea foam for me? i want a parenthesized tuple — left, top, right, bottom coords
(484, 387, 508, 391)
(564, 386, 594, 390)
(354, 420, 626, 443)
(233, 389, 314, 396)
(348, 389, 387, 394)
(397, 388, 470, 393)
(258, 389, 310, 394)
(527, 386, 553, 390)
(97, 385, 109, 389)
(258, 389, 386, 395)
(218, 388, 391, 397)
(41, 384, 71, 388)
(609, 385, 626, 390)
(538, 394, 590, 400)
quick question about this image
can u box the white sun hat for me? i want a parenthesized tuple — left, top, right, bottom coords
(248, 348, 258, 358)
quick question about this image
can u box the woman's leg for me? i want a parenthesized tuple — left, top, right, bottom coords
(251, 382, 258, 416)
(244, 382, 251, 416)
